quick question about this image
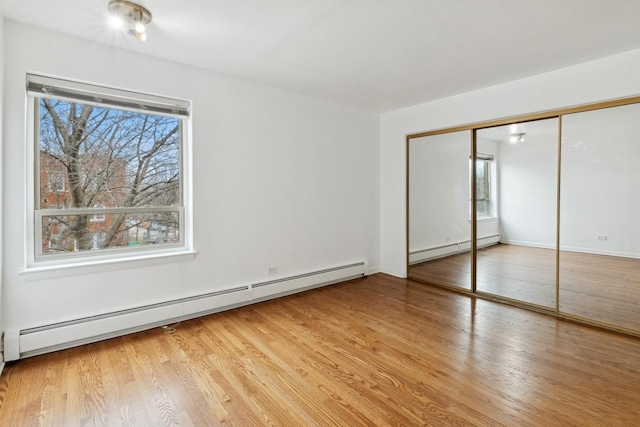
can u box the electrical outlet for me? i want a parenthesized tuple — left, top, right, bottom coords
(445, 236, 451, 242)
(596, 235, 607, 241)
(268, 266, 278, 275)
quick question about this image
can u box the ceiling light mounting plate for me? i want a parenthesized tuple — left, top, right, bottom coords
(108, 0, 152, 40)
(108, 0, 152, 25)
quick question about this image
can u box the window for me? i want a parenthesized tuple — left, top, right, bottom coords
(91, 204, 106, 222)
(473, 153, 494, 218)
(28, 74, 190, 261)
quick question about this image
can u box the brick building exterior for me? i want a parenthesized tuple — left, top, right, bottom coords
(39, 151, 128, 252)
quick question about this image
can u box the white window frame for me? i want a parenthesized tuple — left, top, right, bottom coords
(90, 204, 106, 222)
(24, 74, 195, 272)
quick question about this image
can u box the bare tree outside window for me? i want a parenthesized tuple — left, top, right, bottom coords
(37, 98, 182, 255)
(48, 172, 65, 192)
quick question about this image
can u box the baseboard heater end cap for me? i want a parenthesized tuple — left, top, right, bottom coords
(3, 329, 20, 361)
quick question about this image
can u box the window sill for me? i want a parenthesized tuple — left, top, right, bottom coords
(19, 249, 197, 282)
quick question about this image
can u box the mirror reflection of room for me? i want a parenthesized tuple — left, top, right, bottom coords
(475, 118, 558, 309)
(408, 101, 640, 336)
(559, 103, 640, 331)
(408, 130, 471, 290)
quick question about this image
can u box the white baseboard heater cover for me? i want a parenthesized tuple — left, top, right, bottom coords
(5, 261, 367, 360)
(409, 234, 500, 265)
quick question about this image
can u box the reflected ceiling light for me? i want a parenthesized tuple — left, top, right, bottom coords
(509, 132, 526, 143)
(108, 0, 152, 42)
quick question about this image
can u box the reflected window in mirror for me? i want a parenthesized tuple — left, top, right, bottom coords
(473, 154, 494, 218)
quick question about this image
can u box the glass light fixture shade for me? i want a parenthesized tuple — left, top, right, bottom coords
(108, 1, 152, 41)
(510, 132, 526, 143)
(128, 29, 147, 41)
(108, 15, 124, 29)
(134, 21, 146, 34)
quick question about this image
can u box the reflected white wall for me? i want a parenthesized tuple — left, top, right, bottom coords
(409, 132, 470, 253)
(561, 104, 640, 256)
(493, 119, 558, 248)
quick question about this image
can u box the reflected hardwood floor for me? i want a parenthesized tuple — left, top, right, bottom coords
(559, 250, 640, 330)
(409, 244, 557, 306)
(410, 244, 640, 332)
(2, 274, 640, 426)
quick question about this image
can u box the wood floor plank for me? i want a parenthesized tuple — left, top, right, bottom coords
(2, 273, 640, 426)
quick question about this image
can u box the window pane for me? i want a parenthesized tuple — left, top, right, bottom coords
(476, 200, 489, 216)
(41, 211, 180, 255)
(473, 159, 491, 216)
(38, 98, 180, 211)
(476, 160, 488, 199)
(36, 97, 183, 259)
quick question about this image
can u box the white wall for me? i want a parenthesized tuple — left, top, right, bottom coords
(380, 47, 640, 277)
(0, 16, 5, 368)
(2, 22, 379, 342)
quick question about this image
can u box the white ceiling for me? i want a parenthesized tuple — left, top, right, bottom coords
(3, 0, 640, 112)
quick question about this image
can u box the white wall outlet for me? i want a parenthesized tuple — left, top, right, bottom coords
(596, 235, 607, 241)
(268, 266, 278, 275)
(445, 236, 451, 242)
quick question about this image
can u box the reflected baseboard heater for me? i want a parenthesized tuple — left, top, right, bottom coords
(5, 261, 367, 360)
(409, 234, 500, 265)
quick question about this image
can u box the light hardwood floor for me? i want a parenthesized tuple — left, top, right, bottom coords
(1, 274, 640, 426)
(409, 244, 640, 332)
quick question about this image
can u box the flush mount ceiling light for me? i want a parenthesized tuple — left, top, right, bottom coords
(509, 132, 526, 143)
(108, 0, 152, 41)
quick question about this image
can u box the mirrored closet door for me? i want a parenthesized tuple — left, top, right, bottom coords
(407, 96, 640, 337)
(408, 131, 472, 290)
(559, 103, 640, 332)
(475, 119, 558, 309)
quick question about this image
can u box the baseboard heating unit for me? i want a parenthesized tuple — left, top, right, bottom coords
(409, 234, 500, 265)
(4, 261, 367, 361)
